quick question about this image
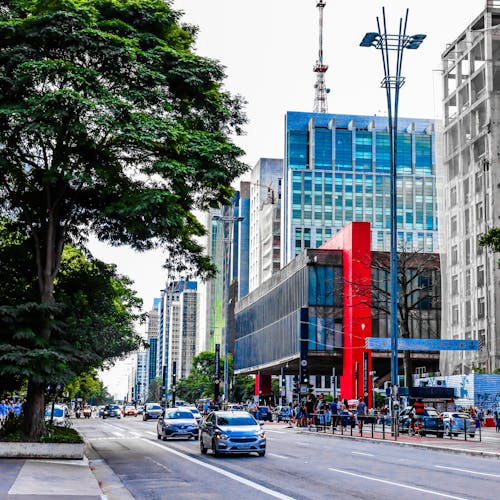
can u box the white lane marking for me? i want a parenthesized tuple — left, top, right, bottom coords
(269, 453, 289, 459)
(143, 438, 295, 500)
(265, 430, 286, 434)
(435, 465, 500, 478)
(351, 451, 374, 457)
(328, 467, 469, 500)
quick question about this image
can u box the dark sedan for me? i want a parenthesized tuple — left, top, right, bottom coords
(143, 403, 163, 421)
(398, 406, 444, 437)
(157, 409, 199, 440)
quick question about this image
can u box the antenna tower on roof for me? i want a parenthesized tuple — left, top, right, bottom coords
(313, 0, 329, 113)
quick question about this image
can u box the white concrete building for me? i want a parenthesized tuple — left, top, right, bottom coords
(440, 0, 500, 374)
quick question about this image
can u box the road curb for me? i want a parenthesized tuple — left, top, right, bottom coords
(293, 428, 500, 460)
(84, 438, 135, 500)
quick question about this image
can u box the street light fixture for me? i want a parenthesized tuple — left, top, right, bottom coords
(360, 8, 425, 393)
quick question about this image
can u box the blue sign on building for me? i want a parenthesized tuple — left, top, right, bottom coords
(365, 338, 478, 351)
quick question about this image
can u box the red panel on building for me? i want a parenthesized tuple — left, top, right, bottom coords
(320, 222, 373, 405)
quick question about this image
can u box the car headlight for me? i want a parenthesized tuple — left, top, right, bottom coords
(258, 431, 266, 439)
(215, 432, 229, 440)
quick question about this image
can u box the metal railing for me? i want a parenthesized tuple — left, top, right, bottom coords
(302, 414, 482, 442)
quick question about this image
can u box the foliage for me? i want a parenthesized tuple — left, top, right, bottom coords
(480, 227, 500, 267)
(64, 369, 111, 404)
(174, 351, 255, 403)
(0, 238, 144, 389)
(0, 0, 246, 440)
(0, 413, 82, 443)
(147, 377, 163, 402)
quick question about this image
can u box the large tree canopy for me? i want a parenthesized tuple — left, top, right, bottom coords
(0, 0, 246, 439)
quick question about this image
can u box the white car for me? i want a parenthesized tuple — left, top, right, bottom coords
(184, 407, 203, 425)
(45, 405, 68, 425)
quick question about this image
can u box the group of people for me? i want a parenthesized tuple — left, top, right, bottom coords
(0, 399, 23, 424)
(288, 396, 368, 431)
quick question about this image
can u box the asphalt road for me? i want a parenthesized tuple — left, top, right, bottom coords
(75, 417, 500, 500)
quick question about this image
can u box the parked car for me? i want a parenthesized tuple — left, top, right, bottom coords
(45, 405, 68, 426)
(184, 406, 203, 425)
(441, 411, 476, 437)
(199, 411, 266, 456)
(273, 405, 292, 422)
(157, 408, 199, 441)
(102, 404, 122, 419)
(136, 405, 144, 415)
(398, 406, 444, 437)
(255, 406, 273, 422)
(143, 403, 163, 421)
(123, 405, 138, 417)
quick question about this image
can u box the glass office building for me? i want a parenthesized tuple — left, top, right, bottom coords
(282, 111, 439, 266)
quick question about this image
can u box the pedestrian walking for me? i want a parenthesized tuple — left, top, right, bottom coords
(357, 397, 367, 432)
(494, 407, 500, 433)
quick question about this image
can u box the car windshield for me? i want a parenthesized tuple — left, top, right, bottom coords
(452, 413, 470, 419)
(110, 405, 119, 410)
(147, 405, 161, 410)
(217, 415, 256, 426)
(125, 406, 135, 410)
(165, 411, 194, 419)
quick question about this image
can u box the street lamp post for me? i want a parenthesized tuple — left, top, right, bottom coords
(212, 210, 244, 405)
(360, 8, 425, 392)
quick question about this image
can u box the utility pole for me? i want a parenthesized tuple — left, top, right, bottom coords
(171, 361, 177, 408)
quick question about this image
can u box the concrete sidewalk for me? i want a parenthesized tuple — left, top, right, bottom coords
(0, 456, 105, 500)
(281, 421, 500, 458)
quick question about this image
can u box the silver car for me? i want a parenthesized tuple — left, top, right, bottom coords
(199, 411, 266, 456)
(157, 409, 199, 440)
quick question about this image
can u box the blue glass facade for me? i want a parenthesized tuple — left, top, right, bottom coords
(282, 112, 438, 265)
(237, 183, 250, 299)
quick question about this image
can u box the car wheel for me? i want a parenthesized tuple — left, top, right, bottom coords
(212, 439, 220, 456)
(469, 433, 475, 438)
(143, 416, 148, 421)
(437, 432, 444, 438)
(258, 450, 266, 457)
(200, 437, 207, 454)
(162, 433, 168, 441)
(193, 434, 199, 441)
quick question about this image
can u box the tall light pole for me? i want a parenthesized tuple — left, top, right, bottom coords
(212, 210, 244, 405)
(360, 9, 425, 392)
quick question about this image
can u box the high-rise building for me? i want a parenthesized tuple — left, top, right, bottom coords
(237, 182, 251, 299)
(158, 280, 199, 391)
(282, 111, 439, 266)
(134, 350, 148, 403)
(249, 158, 282, 292)
(440, 0, 500, 374)
(146, 298, 160, 384)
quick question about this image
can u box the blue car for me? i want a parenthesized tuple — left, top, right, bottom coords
(441, 412, 476, 437)
(255, 406, 273, 422)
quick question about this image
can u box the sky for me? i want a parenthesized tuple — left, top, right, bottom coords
(96, 0, 486, 396)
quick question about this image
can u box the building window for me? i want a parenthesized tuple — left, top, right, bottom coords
(450, 186, 457, 207)
(335, 129, 352, 171)
(415, 134, 432, 175)
(464, 208, 470, 235)
(451, 275, 458, 296)
(355, 131, 372, 172)
(450, 215, 458, 237)
(375, 133, 390, 173)
(451, 245, 458, 266)
(465, 269, 471, 296)
(288, 130, 308, 169)
(315, 128, 332, 170)
(463, 177, 470, 204)
(396, 134, 412, 174)
(477, 297, 485, 319)
(477, 264, 484, 288)
(451, 305, 459, 325)
(465, 300, 471, 328)
(465, 239, 471, 265)
(476, 201, 484, 223)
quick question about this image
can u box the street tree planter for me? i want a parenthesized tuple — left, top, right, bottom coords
(0, 442, 85, 459)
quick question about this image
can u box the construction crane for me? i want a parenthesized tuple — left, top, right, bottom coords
(313, 0, 330, 113)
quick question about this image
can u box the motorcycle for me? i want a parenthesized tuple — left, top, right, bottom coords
(83, 406, 92, 419)
(75, 408, 81, 419)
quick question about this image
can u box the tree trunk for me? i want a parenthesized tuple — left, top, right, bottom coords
(22, 379, 46, 441)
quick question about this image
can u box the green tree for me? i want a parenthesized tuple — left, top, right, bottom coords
(0, 0, 246, 440)
(0, 223, 143, 437)
(147, 377, 163, 402)
(480, 227, 500, 265)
